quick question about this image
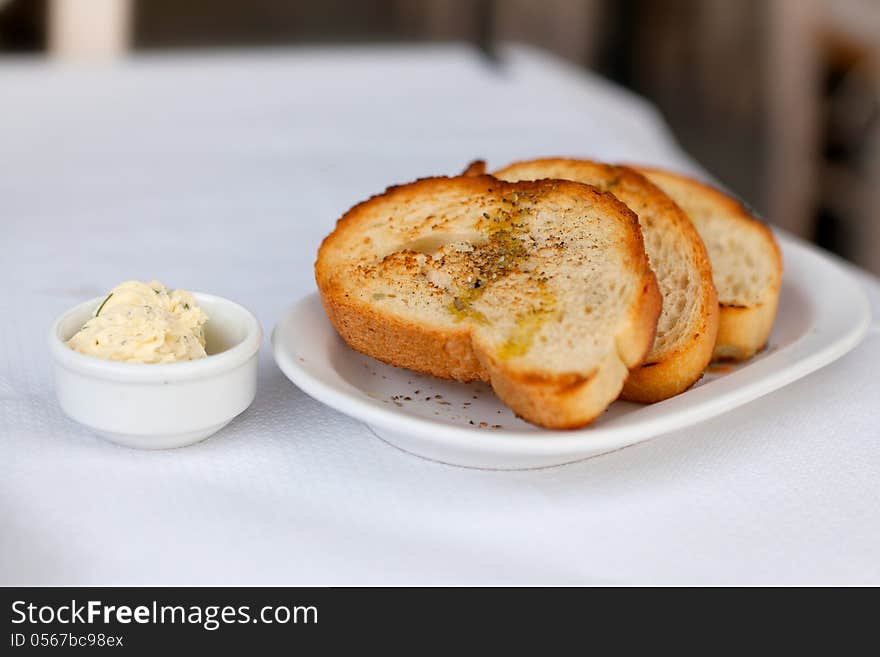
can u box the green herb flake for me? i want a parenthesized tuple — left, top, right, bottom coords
(94, 293, 113, 317)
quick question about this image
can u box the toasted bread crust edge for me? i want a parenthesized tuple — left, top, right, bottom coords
(637, 166, 783, 362)
(714, 300, 779, 360)
(315, 175, 662, 429)
(461, 159, 487, 176)
(620, 316, 716, 401)
(615, 165, 719, 401)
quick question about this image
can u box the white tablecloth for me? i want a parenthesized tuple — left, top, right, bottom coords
(2, 44, 878, 585)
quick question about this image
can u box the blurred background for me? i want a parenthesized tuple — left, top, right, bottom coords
(2, 0, 879, 275)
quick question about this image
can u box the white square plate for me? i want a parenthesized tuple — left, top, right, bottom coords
(273, 234, 871, 469)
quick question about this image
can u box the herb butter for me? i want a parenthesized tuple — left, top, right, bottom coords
(67, 280, 208, 363)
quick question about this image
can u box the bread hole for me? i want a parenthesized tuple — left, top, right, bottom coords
(394, 232, 487, 257)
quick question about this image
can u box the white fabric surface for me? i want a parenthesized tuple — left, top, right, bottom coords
(2, 44, 878, 585)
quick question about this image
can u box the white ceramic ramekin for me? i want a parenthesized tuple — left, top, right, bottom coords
(49, 293, 262, 449)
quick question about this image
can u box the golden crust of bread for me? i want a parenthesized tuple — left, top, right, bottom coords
(461, 159, 487, 176)
(491, 157, 719, 403)
(315, 175, 661, 429)
(714, 301, 779, 360)
(616, 165, 718, 400)
(637, 167, 783, 361)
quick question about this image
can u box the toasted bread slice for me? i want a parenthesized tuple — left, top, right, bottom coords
(315, 175, 661, 429)
(491, 158, 719, 402)
(637, 168, 783, 360)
